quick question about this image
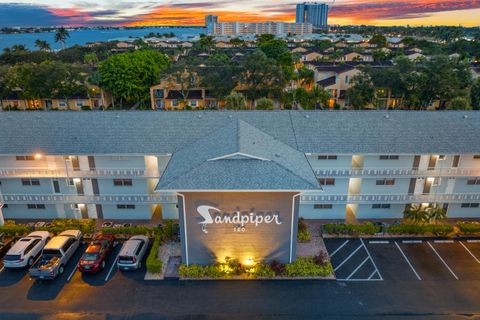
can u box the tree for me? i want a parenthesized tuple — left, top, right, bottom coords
(99, 50, 170, 108)
(426, 206, 447, 224)
(296, 66, 315, 88)
(471, 79, 480, 110)
(372, 49, 389, 62)
(238, 50, 286, 105)
(447, 96, 471, 110)
(224, 92, 246, 110)
(199, 34, 215, 53)
(199, 54, 237, 101)
(84, 53, 99, 68)
(369, 34, 388, 47)
(403, 204, 429, 225)
(255, 98, 274, 110)
(230, 37, 244, 47)
(34, 39, 51, 52)
(160, 58, 201, 106)
(256, 34, 275, 46)
(347, 73, 375, 109)
(259, 39, 289, 60)
(54, 27, 70, 49)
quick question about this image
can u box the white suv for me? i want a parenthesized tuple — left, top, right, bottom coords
(3, 231, 51, 268)
(117, 235, 149, 270)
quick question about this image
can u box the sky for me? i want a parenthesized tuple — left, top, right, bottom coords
(0, 0, 479, 27)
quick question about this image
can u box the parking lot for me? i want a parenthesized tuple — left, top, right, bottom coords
(0, 240, 148, 301)
(325, 238, 480, 281)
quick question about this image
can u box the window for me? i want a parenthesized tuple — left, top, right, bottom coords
(59, 100, 67, 107)
(27, 204, 46, 209)
(171, 99, 179, 107)
(117, 204, 136, 209)
(52, 180, 60, 193)
(379, 155, 399, 160)
(473, 155, 480, 159)
(21, 178, 40, 186)
(467, 178, 480, 185)
(317, 155, 337, 160)
(16, 155, 34, 160)
(113, 179, 133, 186)
(76, 101, 84, 107)
(153, 89, 164, 98)
(372, 204, 391, 209)
(314, 204, 333, 209)
(67, 178, 75, 186)
(376, 178, 395, 185)
(135, 240, 145, 255)
(432, 177, 441, 186)
(189, 100, 198, 107)
(24, 239, 40, 254)
(461, 203, 480, 208)
(345, 75, 349, 84)
(318, 178, 335, 186)
(2, 204, 8, 208)
(438, 155, 446, 160)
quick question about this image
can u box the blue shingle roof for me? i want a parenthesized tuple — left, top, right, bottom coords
(0, 111, 479, 155)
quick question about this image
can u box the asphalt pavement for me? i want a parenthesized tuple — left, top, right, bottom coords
(1, 238, 480, 319)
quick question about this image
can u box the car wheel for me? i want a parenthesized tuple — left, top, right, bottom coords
(28, 257, 34, 266)
(59, 265, 64, 275)
(101, 260, 106, 269)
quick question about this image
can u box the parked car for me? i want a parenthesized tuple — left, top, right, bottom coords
(0, 233, 14, 259)
(117, 235, 149, 270)
(29, 230, 82, 280)
(78, 234, 115, 273)
(3, 231, 51, 268)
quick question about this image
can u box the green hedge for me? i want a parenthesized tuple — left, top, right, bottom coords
(323, 222, 381, 235)
(386, 224, 453, 236)
(1, 219, 95, 236)
(283, 257, 333, 277)
(297, 218, 311, 241)
(100, 225, 159, 236)
(456, 222, 480, 235)
(0, 222, 30, 237)
(146, 236, 163, 274)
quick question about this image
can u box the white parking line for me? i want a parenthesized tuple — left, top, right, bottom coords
(330, 240, 349, 257)
(337, 278, 383, 282)
(105, 256, 118, 282)
(369, 240, 389, 244)
(427, 241, 459, 280)
(402, 240, 422, 244)
(360, 238, 383, 281)
(367, 270, 378, 280)
(395, 241, 421, 280)
(467, 240, 480, 243)
(67, 265, 77, 282)
(346, 257, 369, 280)
(334, 244, 362, 272)
(459, 241, 480, 265)
(434, 240, 454, 243)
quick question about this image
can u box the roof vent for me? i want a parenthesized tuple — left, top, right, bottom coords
(228, 115, 233, 119)
(463, 114, 469, 119)
(305, 114, 310, 119)
(115, 114, 120, 119)
(197, 114, 202, 119)
(275, 153, 281, 158)
(384, 114, 390, 119)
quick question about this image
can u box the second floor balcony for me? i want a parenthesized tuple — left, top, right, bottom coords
(0, 167, 162, 179)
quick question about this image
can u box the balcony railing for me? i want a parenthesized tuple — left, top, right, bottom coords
(314, 167, 480, 177)
(300, 193, 480, 204)
(0, 167, 162, 178)
(0, 193, 178, 204)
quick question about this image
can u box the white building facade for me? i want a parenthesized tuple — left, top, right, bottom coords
(1, 111, 480, 223)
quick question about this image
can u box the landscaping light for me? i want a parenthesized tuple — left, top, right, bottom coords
(34, 153, 43, 159)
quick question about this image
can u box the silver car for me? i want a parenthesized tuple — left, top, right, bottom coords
(117, 235, 149, 270)
(3, 231, 51, 268)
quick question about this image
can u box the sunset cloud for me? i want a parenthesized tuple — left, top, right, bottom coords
(0, 0, 479, 27)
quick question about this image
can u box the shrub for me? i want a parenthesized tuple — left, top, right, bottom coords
(269, 260, 286, 276)
(313, 250, 328, 265)
(457, 222, 480, 235)
(386, 224, 453, 236)
(100, 225, 156, 236)
(247, 263, 275, 278)
(146, 236, 162, 274)
(297, 218, 311, 241)
(38, 218, 95, 235)
(0, 223, 30, 237)
(284, 257, 333, 277)
(161, 219, 178, 242)
(178, 264, 226, 278)
(322, 222, 380, 235)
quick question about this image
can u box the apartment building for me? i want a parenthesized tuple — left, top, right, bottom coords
(209, 22, 313, 36)
(0, 111, 480, 226)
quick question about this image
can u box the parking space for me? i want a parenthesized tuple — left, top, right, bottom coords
(325, 238, 382, 281)
(324, 238, 480, 282)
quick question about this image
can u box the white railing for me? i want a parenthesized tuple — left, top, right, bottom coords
(0, 167, 162, 178)
(300, 193, 480, 204)
(0, 193, 178, 204)
(314, 167, 480, 177)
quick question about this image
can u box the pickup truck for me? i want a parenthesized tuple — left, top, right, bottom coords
(29, 230, 82, 280)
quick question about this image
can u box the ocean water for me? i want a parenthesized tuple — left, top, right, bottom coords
(0, 27, 205, 51)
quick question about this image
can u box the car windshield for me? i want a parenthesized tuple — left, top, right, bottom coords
(82, 253, 98, 261)
(4, 254, 21, 261)
(42, 249, 62, 258)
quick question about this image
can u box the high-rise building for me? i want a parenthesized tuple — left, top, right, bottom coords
(205, 15, 218, 34)
(296, 2, 329, 29)
(209, 21, 313, 35)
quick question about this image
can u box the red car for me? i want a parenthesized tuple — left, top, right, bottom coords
(78, 234, 115, 273)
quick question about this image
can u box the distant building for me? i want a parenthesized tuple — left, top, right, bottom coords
(296, 2, 329, 29)
(205, 15, 218, 34)
(209, 21, 312, 35)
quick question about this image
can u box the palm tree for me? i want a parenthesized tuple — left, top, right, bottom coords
(426, 206, 447, 224)
(403, 204, 428, 225)
(35, 39, 51, 52)
(54, 27, 70, 50)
